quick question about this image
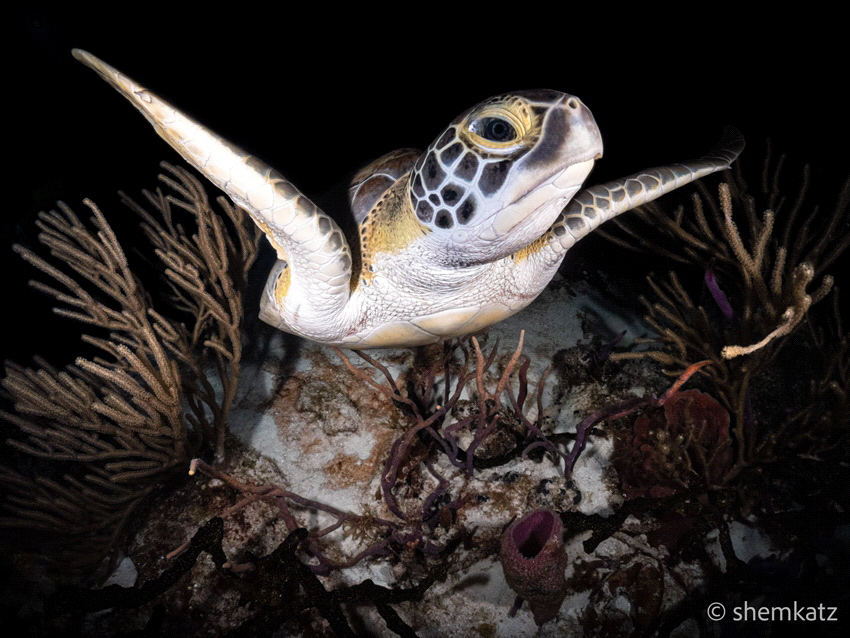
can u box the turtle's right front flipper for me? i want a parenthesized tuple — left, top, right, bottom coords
(72, 50, 353, 333)
(547, 127, 746, 253)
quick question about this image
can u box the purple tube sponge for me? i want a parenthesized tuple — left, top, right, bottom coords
(705, 265, 736, 322)
(500, 509, 568, 625)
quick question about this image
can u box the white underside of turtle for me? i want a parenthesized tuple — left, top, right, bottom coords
(73, 49, 744, 349)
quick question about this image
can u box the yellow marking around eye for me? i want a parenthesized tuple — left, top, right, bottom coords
(460, 97, 539, 151)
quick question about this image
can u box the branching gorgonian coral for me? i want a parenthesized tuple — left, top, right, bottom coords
(1, 164, 260, 574)
(120, 163, 260, 461)
(602, 145, 849, 480)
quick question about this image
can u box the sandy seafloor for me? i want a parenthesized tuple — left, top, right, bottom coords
(76, 273, 786, 637)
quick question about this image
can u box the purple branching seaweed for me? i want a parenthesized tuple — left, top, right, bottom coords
(334, 331, 563, 521)
(421, 459, 450, 526)
(181, 340, 715, 578)
(181, 335, 562, 576)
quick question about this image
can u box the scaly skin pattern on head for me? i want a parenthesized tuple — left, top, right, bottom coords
(72, 50, 744, 349)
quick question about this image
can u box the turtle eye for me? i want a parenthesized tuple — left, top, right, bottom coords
(471, 117, 517, 143)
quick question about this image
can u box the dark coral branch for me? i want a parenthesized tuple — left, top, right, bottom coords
(188, 459, 397, 573)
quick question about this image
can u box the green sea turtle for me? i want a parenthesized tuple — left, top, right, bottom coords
(73, 50, 743, 349)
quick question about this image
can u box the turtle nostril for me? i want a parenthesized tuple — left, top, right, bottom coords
(566, 98, 579, 110)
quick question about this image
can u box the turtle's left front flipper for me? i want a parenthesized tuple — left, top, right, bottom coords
(547, 127, 745, 253)
(72, 49, 354, 327)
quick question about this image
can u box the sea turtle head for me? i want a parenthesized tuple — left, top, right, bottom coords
(410, 90, 603, 265)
